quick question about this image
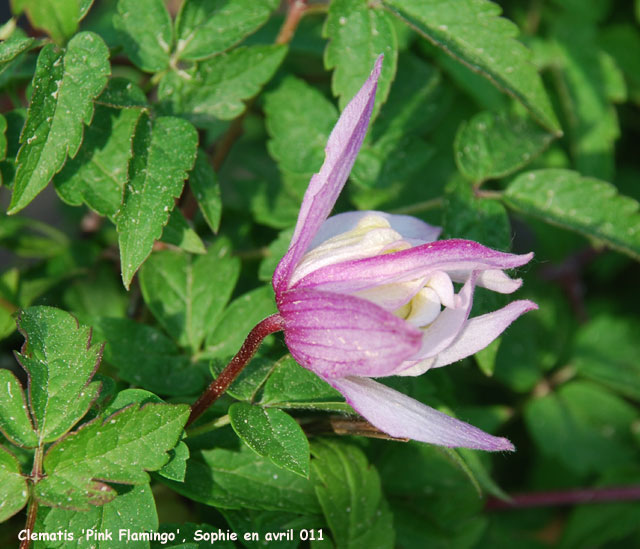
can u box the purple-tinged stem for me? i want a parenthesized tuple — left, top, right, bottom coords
(486, 485, 640, 510)
(187, 314, 284, 427)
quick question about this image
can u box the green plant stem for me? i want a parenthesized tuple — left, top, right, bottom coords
(20, 444, 45, 549)
(486, 485, 640, 510)
(186, 414, 231, 437)
(187, 314, 285, 427)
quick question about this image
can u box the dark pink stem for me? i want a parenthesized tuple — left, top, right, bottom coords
(486, 485, 640, 510)
(187, 314, 284, 427)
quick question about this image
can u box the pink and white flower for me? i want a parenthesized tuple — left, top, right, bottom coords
(272, 56, 536, 451)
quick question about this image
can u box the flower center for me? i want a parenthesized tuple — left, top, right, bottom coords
(393, 272, 454, 329)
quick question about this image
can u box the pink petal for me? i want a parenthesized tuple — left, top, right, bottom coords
(431, 300, 538, 368)
(279, 288, 422, 379)
(293, 239, 533, 295)
(273, 57, 383, 294)
(309, 211, 441, 250)
(329, 376, 515, 451)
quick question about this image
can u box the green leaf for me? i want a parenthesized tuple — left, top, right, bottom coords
(454, 110, 554, 184)
(116, 114, 198, 288)
(260, 355, 349, 413)
(311, 439, 394, 549)
(504, 169, 640, 261)
(15, 306, 103, 443)
(259, 228, 293, 282)
(0, 108, 27, 188)
(114, 0, 172, 72)
(174, 0, 280, 62)
(91, 317, 207, 396)
(139, 240, 240, 351)
(264, 76, 338, 198)
(524, 381, 639, 474)
(383, 0, 560, 134)
(0, 30, 34, 77)
(158, 45, 287, 126)
(152, 523, 236, 549)
(41, 484, 158, 548)
(166, 444, 321, 513)
(324, 0, 397, 118)
(0, 369, 38, 447)
(8, 32, 111, 214)
(0, 446, 28, 522)
(54, 102, 142, 218)
(573, 314, 640, 401)
(210, 353, 275, 402)
(0, 212, 69, 258)
(230, 402, 310, 478)
(159, 208, 206, 254)
(35, 401, 189, 509)
(600, 24, 640, 105)
(189, 149, 222, 234)
(203, 285, 277, 361)
(22, 0, 79, 44)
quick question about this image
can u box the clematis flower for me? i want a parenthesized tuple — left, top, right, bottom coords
(271, 56, 537, 451)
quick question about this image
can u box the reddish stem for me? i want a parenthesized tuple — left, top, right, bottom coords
(187, 314, 284, 427)
(486, 485, 640, 510)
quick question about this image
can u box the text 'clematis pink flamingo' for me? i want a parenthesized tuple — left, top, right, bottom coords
(272, 56, 537, 451)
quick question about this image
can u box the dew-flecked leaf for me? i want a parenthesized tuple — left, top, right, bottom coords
(383, 0, 560, 133)
(116, 114, 198, 288)
(90, 317, 207, 396)
(0, 446, 28, 522)
(504, 169, 640, 260)
(454, 110, 554, 183)
(139, 239, 240, 351)
(8, 32, 110, 214)
(230, 402, 310, 478)
(159, 208, 206, 254)
(264, 76, 338, 198)
(311, 439, 394, 549)
(114, 0, 172, 72)
(164, 444, 320, 513)
(21, 0, 79, 44)
(175, 0, 280, 61)
(324, 0, 397, 118)
(35, 401, 189, 509)
(0, 368, 38, 447)
(0, 29, 34, 77)
(41, 484, 158, 548)
(15, 306, 103, 443)
(158, 45, 287, 126)
(189, 149, 222, 234)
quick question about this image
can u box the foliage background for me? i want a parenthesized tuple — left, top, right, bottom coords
(1, 0, 639, 547)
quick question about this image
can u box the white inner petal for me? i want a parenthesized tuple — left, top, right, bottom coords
(405, 286, 441, 327)
(291, 214, 405, 285)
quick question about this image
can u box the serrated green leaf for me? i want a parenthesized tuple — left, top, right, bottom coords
(116, 114, 198, 288)
(165, 444, 320, 513)
(0, 446, 28, 522)
(15, 306, 103, 443)
(54, 103, 141, 218)
(22, 0, 79, 44)
(91, 317, 207, 396)
(203, 285, 276, 361)
(324, 0, 397, 118)
(189, 149, 222, 234)
(311, 439, 394, 549)
(159, 208, 206, 254)
(383, 0, 560, 134)
(0, 369, 38, 447)
(260, 356, 348, 413)
(524, 381, 638, 474)
(8, 32, 110, 214)
(264, 76, 338, 198)
(552, 21, 620, 180)
(573, 315, 640, 401)
(35, 401, 189, 509)
(114, 0, 172, 72)
(0, 30, 34, 77)
(504, 169, 640, 260)
(230, 402, 310, 478)
(139, 240, 240, 351)
(454, 110, 554, 184)
(158, 45, 287, 126)
(94, 77, 148, 108)
(175, 0, 280, 62)
(40, 484, 158, 548)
